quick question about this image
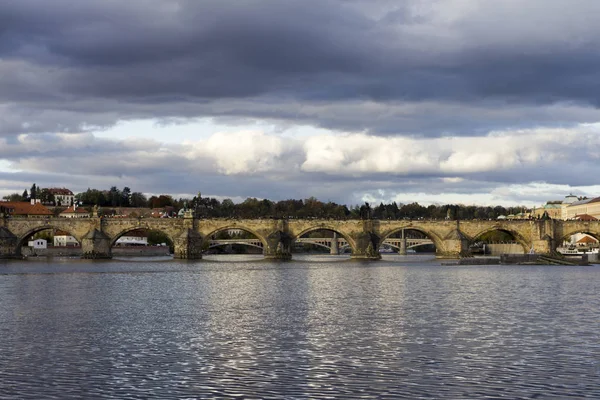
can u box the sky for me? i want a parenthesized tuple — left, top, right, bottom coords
(2, 0, 600, 207)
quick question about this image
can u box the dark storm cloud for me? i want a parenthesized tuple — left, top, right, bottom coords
(3, 0, 600, 136)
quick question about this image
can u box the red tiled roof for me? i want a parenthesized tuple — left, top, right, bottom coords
(47, 188, 73, 195)
(577, 235, 598, 244)
(574, 214, 598, 221)
(0, 202, 52, 215)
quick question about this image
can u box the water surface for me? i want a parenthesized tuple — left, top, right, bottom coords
(1, 255, 599, 399)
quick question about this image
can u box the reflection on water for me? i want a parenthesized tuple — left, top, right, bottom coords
(1, 257, 599, 399)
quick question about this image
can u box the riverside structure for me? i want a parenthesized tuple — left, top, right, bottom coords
(1, 210, 600, 260)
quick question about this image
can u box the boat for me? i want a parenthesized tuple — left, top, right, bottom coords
(557, 246, 599, 255)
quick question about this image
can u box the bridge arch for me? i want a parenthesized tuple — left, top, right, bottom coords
(558, 227, 600, 243)
(203, 226, 268, 250)
(109, 226, 175, 248)
(16, 225, 81, 255)
(469, 226, 529, 253)
(17, 225, 81, 246)
(557, 229, 600, 249)
(379, 227, 442, 253)
(292, 226, 356, 254)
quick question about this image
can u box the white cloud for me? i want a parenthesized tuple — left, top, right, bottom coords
(2, 122, 600, 205)
(302, 134, 439, 174)
(359, 181, 600, 208)
(302, 125, 600, 176)
(185, 130, 300, 175)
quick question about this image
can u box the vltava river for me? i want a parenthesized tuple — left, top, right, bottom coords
(1, 255, 599, 399)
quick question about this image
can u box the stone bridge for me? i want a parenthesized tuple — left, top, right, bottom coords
(1, 214, 599, 260)
(295, 233, 433, 255)
(210, 236, 432, 255)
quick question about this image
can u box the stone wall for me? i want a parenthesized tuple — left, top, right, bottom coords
(485, 243, 526, 256)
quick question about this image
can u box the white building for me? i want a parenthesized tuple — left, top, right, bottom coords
(115, 229, 148, 246)
(28, 239, 47, 249)
(567, 233, 599, 246)
(53, 230, 79, 247)
(562, 196, 600, 220)
(59, 205, 89, 218)
(47, 188, 75, 207)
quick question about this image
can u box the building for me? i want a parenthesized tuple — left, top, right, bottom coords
(53, 230, 79, 247)
(563, 232, 599, 248)
(563, 196, 600, 220)
(533, 194, 600, 221)
(28, 239, 47, 249)
(151, 206, 175, 218)
(0, 201, 52, 217)
(531, 200, 563, 219)
(115, 229, 148, 246)
(561, 194, 581, 219)
(60, 205, 89, 218)
(572, 214, 598, 222)
(47, 188, 74, 207)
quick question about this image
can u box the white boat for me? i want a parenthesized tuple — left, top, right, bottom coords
(557, 246, 599, 255)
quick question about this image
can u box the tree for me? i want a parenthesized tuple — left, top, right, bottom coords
(22, 190, 28, 201)
(38, 188, 55, 204)
(221, 198, 235, 217)
(108, 186, 121, 207)
(238, 198, 262, 218)
(303, 197, 324, 218)
(121, 187, 131, 207)
(76, 188, 107, 206)
(363, 202, 372, 219)
(30, 184, 37, 200)
(148, 195, 174, 209)
(130, 192, 147, 208)
(3, 193, 24, 202)
(147, 230, 173, 247)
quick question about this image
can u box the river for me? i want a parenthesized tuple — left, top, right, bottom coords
(1, 255, 599, 399)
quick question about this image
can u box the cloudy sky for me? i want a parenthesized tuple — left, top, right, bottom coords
(2, 0, 600, 207)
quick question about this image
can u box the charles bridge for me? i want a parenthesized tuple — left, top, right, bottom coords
(1, 212, 599, 260)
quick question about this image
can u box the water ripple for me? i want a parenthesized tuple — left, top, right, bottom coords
(0, 259, 599, 398)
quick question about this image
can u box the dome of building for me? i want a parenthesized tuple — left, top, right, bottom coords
(563, 194, 579, 204)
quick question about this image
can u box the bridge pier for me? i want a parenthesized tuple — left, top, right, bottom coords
(174, 229, 203, 259)
(264, 230, 292, 260)
(350, 231, 381, 260)
(531, 237, 553, 255)
(398, 239, 407, 255)
(398, 229, 407, 255)
(81, 229, 112, 259)
(436, 229, 471, 259)
(330, 232, 340, 255)
(0, 227, 18, 259)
